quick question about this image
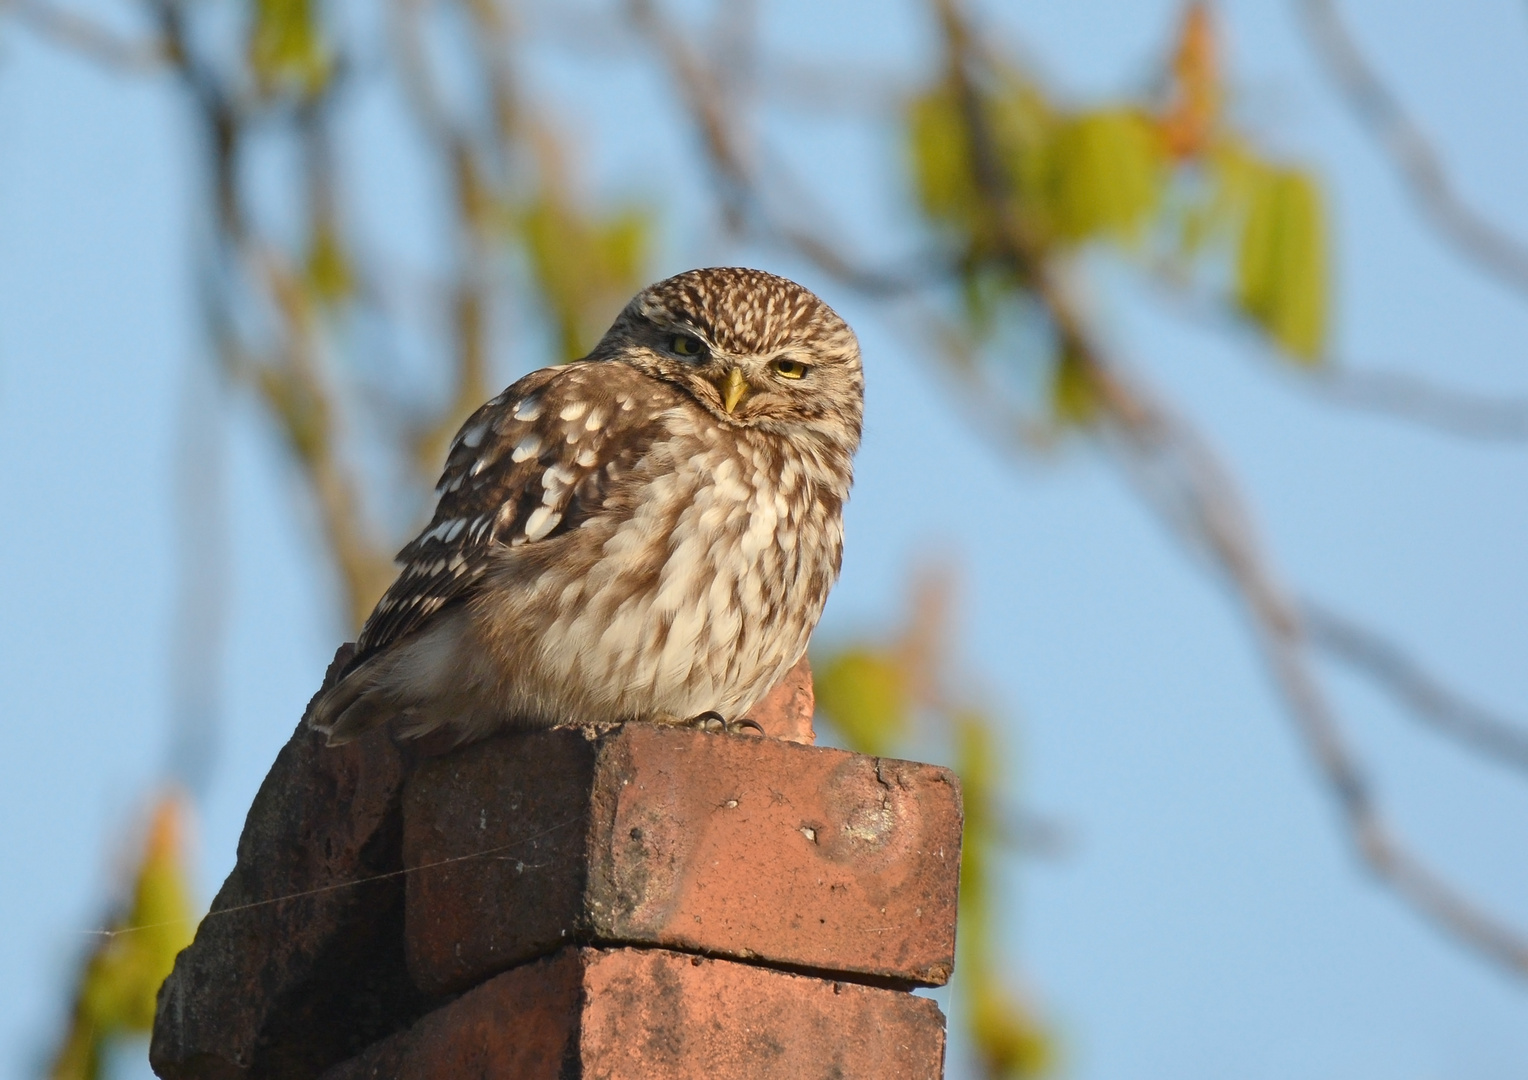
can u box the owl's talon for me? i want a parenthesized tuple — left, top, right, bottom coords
(688, 711, 728, 732)
(685, 712, 764, 736)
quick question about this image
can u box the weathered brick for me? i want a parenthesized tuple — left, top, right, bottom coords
(151, 646, 429, 1080)
(403, 723, 962, 996)
(321, 946, 946, 1080)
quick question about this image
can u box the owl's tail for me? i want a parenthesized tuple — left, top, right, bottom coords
(304, 655, 393, 746)
(307, 613, 473, 745)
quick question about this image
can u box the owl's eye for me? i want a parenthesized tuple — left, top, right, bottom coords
(770, 358, 809, 380)
(669, 333, 706, 358)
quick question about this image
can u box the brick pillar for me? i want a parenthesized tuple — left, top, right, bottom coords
(151, 658, 962, 1080)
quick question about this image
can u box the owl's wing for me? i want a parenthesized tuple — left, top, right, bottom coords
(348, 361, 672, 669)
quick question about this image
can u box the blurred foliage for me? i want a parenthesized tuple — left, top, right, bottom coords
(306, 223, 354, 308)
(957, 719, 1053, 1079)
(248, 0, 329, 96)
(907, 0, 1329, 418)
(1159, 3, 1219, 160)
(46, 795, 198, 1080)
(1234, 160, 1327, 362)
(1047, 107, 1165, 244)
(518, 196, 652, 362)
(812, 647, 911, 757)
(815, 572, 1055, 1078)
(6, 0, 1418, 1072)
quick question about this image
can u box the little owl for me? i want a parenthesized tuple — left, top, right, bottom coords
(306, 267, 863, 748)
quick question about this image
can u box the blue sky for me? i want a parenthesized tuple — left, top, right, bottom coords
(2, 1, 1527, 1077)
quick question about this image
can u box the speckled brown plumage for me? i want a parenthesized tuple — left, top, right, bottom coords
(306, 267, 863, 747)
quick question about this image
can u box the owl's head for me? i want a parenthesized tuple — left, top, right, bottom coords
(593, 267, 864, 454)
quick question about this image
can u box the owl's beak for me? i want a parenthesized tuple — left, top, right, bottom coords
(719, 367, 748, 414)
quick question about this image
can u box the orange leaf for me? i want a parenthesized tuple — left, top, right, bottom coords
(1160, 2, 1219, 160)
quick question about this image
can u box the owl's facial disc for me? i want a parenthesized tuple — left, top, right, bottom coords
(658, 327, 750, 414)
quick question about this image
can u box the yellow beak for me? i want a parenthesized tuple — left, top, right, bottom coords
(720, 367, 747, 414)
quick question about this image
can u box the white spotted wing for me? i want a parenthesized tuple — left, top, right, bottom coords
(350, 362, 670, 667)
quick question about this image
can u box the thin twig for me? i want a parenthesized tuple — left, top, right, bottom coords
(1311, 366, 1528, 441)
(1303, 602, 1528, 775)
(1141, 266, 1528, 443)
(148, 0, 396, 629)
(3, 0, 168, 71)
(391, 0, 506, 477)
(934, 0, 1528, 977)
(624, 0, 935, 296)
(640, 0, 1528, 974)
(1299, 0, 1528, 298)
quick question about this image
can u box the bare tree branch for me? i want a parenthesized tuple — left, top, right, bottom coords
(1141, 268, 1528, 442)
(248, 246, 398, 628)
(145, 0, 397, 630)
(1299, 0, 1528, 298)
(1303, 602, 1528, 775)
(1310, 366, 1528, 441)
(625, 0, 938, 297)
(640, 0, 1528, 978)
(936, 0, 1528, 977)
(2, 0, 168, 71)
(23, 0, 1522, 990)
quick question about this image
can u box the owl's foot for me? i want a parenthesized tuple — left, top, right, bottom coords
(687, 711, 765, 737)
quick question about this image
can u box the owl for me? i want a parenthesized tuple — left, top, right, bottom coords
(306, 267, 864, 748)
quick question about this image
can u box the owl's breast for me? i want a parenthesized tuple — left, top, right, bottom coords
(520, 423, 843, 722)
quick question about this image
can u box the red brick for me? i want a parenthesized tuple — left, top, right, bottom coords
(321, 947, 946, 1080)
(403, 724, 962, 996)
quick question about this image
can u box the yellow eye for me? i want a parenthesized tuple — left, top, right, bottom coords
(771, 358, 808, 380)
(670, 333, 705, 358)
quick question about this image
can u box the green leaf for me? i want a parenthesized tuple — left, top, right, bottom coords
(307, 224, 353, 305)
(1049, 345, 1098, 427)
(908, 87, 977, 228)
(906, 73, 1055, 250)
(970, 978, 1056, 1078)
(953, 715, 1055, 1076)
(49, 795, 200, 1079)
(249, 0, 329, 95)
(519, 197, 650, 362)
(1235, 164, 1328, 363)
(1046, 108, 1165, 244)
(812, 647, 909, 757)
(78, 797, 198, 1032)
(953, 713, 998, 912)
